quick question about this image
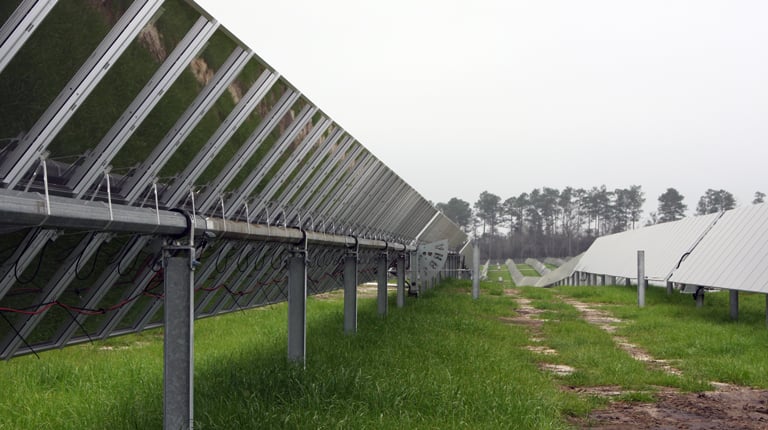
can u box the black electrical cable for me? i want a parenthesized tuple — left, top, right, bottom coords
(104, 236, 133, 267)
(14, 231, 49, 285)
(675, 252, 691, 269)
(319, 249, 332, 266)
(227, 286, 247, 314)
(116, 248, 140, 277)
(295, 228, 307, 246)
(214, 244, 228, 273)
(195, 237, 209, 262)
(75, 234, 107, 281)
(62, 306, 94, 346)
(237, 247, 253, 273)
(270, 247, 286, 271)
(0, 312, 39, 360)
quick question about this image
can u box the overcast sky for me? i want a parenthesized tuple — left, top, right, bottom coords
(198, 0, 767, 222)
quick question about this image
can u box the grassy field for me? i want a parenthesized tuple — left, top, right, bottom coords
(552, 285, 768, 388)
(517, 264, 541, 277)
(0, 279, 579, 429)
(486, 265, 515, 290)
(1, 280, 767, 428)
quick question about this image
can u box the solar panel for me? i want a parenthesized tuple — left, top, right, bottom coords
(670, 203, 768, 293)
(574, 213, 720, 282)
(0, 1, 467, 427)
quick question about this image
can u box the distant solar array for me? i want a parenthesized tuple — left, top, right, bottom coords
(0, 1, 466, 427)
(543, 204, 768, 299)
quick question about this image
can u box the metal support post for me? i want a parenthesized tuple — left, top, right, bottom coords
(343, 254, 358, 334)
(472, 240, 480, 300)
(730, 290, 739, 321)
(600, 274, 606, 286)
(454, 255, 459, 279)
(163, 246, 195, 430)
(287, 250, 307, 364)
(377, 251, 388, 317)
(397, 252, 406, 308)
(411, 250, 419, 296)
(637, 250, 646, 308)
(666, 280, 673, 295)
(696, 287, 705, 308)
(625, 277, 631, 287)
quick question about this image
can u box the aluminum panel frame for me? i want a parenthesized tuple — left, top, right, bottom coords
(68, 16, 220, 197)
(0, 0, 164, 187)
(161, 71, 283, 206)
(0, 0, 58, 74)
(121, 47, 254, 203)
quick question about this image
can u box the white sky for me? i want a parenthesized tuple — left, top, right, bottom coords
(198, 0, 767, 221)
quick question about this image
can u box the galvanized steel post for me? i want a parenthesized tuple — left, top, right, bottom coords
(472, 240, 480, 300)
(397, 252, 406, 308)
(287, 251, 307, 364)
(377, 251, 388, 317)
(411, 250, 419, 296)
(637, 250, 646, 308)
(730, 290, 739, 321)
(696, 287, 705, 308)
(343, 254, 358, 334)
(163, 247, 195, 430)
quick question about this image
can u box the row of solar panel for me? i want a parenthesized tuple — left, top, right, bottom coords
(0, 0, 467, 359)
(537, 203, 768, 294)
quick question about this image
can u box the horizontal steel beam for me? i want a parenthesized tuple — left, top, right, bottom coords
(0, 189, 415, 251)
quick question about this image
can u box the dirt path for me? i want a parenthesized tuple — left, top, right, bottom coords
(560, 297, 683, 376)
(503, 289, 768, 429)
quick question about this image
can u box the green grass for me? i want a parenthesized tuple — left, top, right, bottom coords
(4, 279, 768, 428)
(518, 287, 705, 393)
(553, 285, 768, 388)
(0, 279, 583, 429)
(485, 265, 513, 293)
(544, 263, 558, 270)
(517, 264, 541, 277)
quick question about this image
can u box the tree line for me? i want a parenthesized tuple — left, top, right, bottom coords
(438, 187, 765, 260)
